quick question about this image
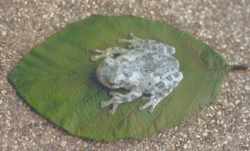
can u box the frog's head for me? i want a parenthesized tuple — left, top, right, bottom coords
(96, 58, 126, 89)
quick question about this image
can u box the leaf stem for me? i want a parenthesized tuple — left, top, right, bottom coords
(229, 64, 250, 73)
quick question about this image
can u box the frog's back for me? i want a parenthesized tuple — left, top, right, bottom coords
(134, 52, 179, 74)
(116, 51, 179, 79)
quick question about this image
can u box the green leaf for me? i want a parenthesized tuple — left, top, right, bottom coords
(8, 15, 229, 142)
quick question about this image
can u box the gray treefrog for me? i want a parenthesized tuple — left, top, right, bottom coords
(91, 33, 183, 114)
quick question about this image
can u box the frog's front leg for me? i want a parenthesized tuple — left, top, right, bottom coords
(91, 47, 129, 61)
(101, 89, 142, 114)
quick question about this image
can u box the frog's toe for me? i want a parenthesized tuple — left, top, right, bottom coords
(109, 103, 118, 114)
(108, 109, 115, 115)
(101, 98, 115, 108)
(138, 103, 151, 111)
(138, 106, 144, 111)
(108, 107, 116, 114)
(149, 105, 156, 113)
(129, 32, 135, 38)
(129, 32, 139, 40)
(127, 44, 141, 49)
(109, 91, 122, 97)
(101, 100, 110, 108)
(118, 38, 130, 43)
(142, 96, 150, 101)
(90, 55, 100, 61)
(139, 103, 156, 113)
(139, 97, 159, 112)
(93, 49, 103, 53)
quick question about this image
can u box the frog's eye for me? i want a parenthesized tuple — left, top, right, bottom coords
(104, 58, 114, 66)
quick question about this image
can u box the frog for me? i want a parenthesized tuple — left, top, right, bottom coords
(91, 33, 183, 114)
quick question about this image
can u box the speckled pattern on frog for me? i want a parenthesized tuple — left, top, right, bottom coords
(91, 33, 183, 114)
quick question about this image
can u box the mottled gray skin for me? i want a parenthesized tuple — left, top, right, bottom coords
(91, 33, 183, 114)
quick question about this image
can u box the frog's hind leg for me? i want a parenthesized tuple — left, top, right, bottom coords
(139, 72, 183, 112)
(101, 89, 142, 114)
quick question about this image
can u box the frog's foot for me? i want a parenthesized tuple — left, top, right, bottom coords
(139, 96, 162, 113)
(101, 90, 142, 114)
(100, 91, 126, 114)
(129, 32, 139, 40)
(118, 32, 141, 47)
(142, 96, 150, 101)
(91, 47, 129, 61)
(91, 49, 113, 61)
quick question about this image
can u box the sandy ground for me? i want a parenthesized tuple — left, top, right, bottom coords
(0, 0, 249, 150)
